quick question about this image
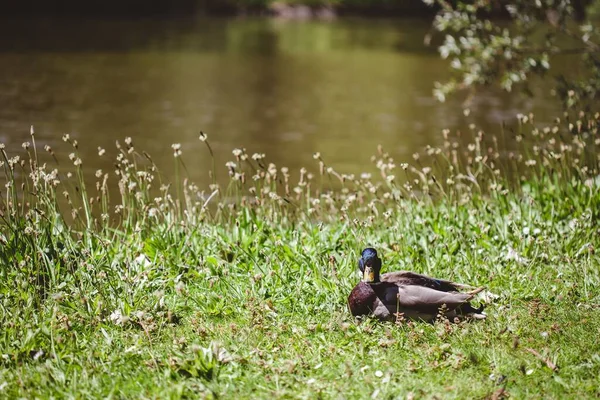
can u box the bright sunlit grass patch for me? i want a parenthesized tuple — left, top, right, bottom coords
(1, 112, 600, 398)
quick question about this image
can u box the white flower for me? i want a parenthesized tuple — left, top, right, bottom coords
(171, 143, 182, 157)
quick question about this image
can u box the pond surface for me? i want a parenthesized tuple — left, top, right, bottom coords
(0, 15, 562, 187)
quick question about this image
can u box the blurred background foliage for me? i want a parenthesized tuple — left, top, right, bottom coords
(425, 0, 600, 110)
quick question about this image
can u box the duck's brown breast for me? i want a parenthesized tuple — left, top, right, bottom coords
(348, 281, 377, 317)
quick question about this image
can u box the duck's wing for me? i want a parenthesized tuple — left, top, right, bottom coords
(396, 284, 481, 313)
(381, 271, 478, 292)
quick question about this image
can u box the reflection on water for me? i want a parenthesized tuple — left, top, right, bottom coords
(0, 15, 561, 187)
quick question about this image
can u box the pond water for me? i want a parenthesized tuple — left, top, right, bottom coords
(0, 15, 563, 187)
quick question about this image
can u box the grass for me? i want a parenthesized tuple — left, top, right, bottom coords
(1, 112, 600, 398)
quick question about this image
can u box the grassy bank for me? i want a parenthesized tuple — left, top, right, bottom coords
(1, 112, 600, 398)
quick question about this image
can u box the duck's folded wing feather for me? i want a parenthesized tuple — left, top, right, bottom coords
(382, 271, 476, 291)
(396, 284, 474, 311)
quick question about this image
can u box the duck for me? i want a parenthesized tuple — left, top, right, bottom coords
(348, 248, 486, 322)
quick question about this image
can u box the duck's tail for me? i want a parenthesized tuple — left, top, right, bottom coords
(459, 287, 487, 317)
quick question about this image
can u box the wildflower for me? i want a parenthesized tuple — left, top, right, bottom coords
(422, 167, 431, 175)
(172, 143, 182, 157)
(313, 152, 320, 160)
(148, 208, 158, 218)
(74, 158, 82, 166)
(98, 147, 106, 156)
(252, 153, 265, 160)
(22, 142, 30, 150)
(525, 159, 537, 166)
(125, 137, 132, 146)
(69, 153, 76, 161)
(361, 173, 371, 180)
(232, 148, 242, 157)
(8, 156, 20, 168)
(400, 163, 408, 170)
(199, 131, 208, 141)
(62, 134, 70, 142)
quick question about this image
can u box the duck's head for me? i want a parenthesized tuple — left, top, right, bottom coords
(358, 247, 382, 283)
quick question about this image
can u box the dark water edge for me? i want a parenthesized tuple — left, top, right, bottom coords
(0, 1, 438, 18)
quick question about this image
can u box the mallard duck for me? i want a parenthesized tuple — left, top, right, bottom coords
(348, 248, 485, 322)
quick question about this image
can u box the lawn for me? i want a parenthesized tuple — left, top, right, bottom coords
(1, 113, 600, 398)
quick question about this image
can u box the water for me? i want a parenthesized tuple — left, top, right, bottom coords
(0, 15, 562, 187)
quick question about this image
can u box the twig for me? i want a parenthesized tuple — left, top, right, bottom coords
(526, 348, 558, 371)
